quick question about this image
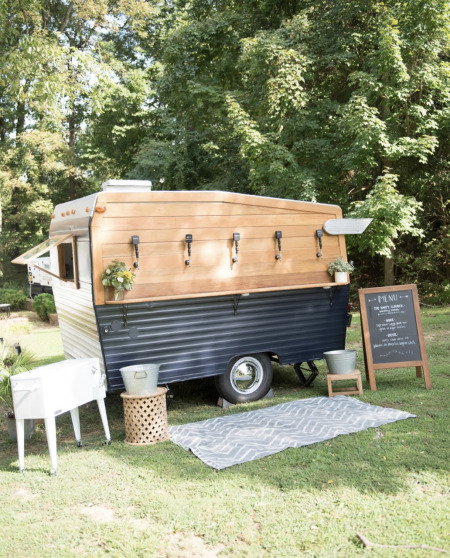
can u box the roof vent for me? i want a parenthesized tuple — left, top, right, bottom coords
(101, 180, 152, 193)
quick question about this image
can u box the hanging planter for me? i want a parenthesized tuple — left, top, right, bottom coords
(114, 289, 125, 302)
(102, 260, 136, 302)
(328, 257, 354, 283)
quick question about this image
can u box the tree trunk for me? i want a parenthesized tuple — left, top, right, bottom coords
(384, 256, 395, 286)
(68, 110, 76, 200)
(16, 101, 26, 136)
(0, 116, 5, 142)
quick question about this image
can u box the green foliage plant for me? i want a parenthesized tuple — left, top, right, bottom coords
(347, 172, 423, 258)
(32, 294, 56, 321)
(101, 260, 136, 294)
(0, 343, 36, 417)
(0, 288, 27, 310)
(328, 257, 355, 276)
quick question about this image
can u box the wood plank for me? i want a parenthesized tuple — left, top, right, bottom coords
(102, 248, 341, 271)
(91, 214, 106, 306)
(101, 214, 334, 231)
(412, 285, 432, 389)
(96, 190, 340, 214)
(124, 271, 330, 299)
(338, 234, 347, 265)
(104, 202, 303, 217)
(372, 361, 424, 370)
(118, 260, 331, 284)
(101, 236, 340, 257)
(222, 193, 341, 215)
(104, 281, 347, 304)
(97, 191, 224, 205)
(100, 225, 336, 244)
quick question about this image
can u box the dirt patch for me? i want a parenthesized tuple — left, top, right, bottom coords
(14, 488, 41, 502)
(164, 532, 225, 558)
(130, 518, 150, 530)
(79, 505, 115, 523)
(4, 317, 29, 325)
(373, 430, 384, 439)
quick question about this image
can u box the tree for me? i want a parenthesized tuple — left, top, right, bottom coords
(0, 0, 156, 279)
(133, 0, 450, 288)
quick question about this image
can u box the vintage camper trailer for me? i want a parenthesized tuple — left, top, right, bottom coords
(13, 180, 371, 404)
(27, 257, 53, 298)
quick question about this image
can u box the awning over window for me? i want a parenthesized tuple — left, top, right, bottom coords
(12, 235, 72, 265)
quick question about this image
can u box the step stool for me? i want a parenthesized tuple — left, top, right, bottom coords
(327, 370, 363, 397)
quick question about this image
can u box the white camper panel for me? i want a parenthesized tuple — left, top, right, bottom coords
(50, 196, 106, 373)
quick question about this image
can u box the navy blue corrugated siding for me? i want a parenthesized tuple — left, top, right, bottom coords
(95, 286, 349, 391)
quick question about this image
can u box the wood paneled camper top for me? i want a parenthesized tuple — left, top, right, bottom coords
(90, 191, 346, 304)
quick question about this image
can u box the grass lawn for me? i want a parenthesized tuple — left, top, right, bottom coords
(0, 308, 449, 557)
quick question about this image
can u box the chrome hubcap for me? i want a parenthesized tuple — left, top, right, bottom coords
(230, 357, 263, 394)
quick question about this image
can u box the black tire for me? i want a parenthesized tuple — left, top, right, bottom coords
(215, 353, 273, 404)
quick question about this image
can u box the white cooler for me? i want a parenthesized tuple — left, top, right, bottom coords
(11, 358, 111, 475)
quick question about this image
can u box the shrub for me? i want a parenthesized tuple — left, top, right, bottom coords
(421, 281, 450, 305)
(32, 294, 56, 321)
(0, 288, 27, 310)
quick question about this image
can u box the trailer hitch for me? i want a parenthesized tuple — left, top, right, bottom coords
(294, 361, 319, 387)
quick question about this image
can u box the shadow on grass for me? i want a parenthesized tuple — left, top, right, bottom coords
(1, 307, 448, 497)
(1, 363, 448, 497)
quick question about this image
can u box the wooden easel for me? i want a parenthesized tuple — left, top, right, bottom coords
(359, 285, 431, 391)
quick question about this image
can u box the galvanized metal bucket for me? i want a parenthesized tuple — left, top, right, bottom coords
(323, 350, 357, 375)
(120, 363, 160, 396)
(6, 418, 35, 442)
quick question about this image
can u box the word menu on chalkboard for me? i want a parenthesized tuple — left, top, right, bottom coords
(364, 289, 421, 364)
(358, 285, 431, 392)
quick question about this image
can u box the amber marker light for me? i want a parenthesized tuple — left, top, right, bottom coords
(85, 207, 89, 212)
(66, 210, 69, 216)
(95, 206, 107, 213)
(51, 214, 55, 219)
(61, 212, 64, 217)
(71, 209, 75, 214)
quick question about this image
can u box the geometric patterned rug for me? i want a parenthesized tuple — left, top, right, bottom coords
(169, 396, 416, 470)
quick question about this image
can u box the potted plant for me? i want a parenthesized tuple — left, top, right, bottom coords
(328, 256, 354, 283)
(101, 260, 136, 301)
(0, 343, 37, 441)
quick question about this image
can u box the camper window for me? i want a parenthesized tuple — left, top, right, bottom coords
(56, 238, 79, 287)
(12, 234, 79, 289)
(58, 243, 74, 280)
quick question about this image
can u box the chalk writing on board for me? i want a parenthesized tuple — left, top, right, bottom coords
(364, 290, 422, 365)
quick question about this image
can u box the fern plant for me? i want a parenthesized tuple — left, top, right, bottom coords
(0, 343, 36, 418)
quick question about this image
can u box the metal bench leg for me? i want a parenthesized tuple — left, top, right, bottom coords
(16, 419, 25, 473)
(70, 407, 82, 447)
(44, 417, 58, 475)
(97, 398, 111, 444)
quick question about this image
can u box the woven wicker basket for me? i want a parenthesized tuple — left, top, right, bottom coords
(121, 387, 169, 446)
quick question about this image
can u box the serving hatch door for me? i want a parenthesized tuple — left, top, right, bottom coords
(12, 235, 72, 265)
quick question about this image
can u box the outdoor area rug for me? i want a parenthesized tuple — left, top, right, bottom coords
(169, 395, 416, 469)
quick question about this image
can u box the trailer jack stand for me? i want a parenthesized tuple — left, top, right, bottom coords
(294, 361, 319, 387)
(217, 388, 274, 409)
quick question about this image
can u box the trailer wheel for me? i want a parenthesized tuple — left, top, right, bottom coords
(215, 353, 273, 404)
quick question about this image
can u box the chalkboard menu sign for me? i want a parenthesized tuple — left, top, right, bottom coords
(358, 285, 431, 392)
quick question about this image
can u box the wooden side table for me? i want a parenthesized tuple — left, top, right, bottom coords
(121, 387, 169, 446)
(327, 370, 363, 397)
